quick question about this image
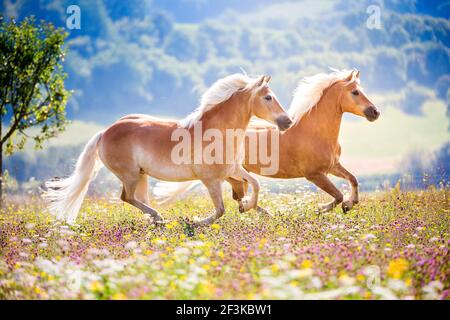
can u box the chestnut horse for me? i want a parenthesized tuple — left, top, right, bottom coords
(43, 74, 292, 225)
(156, 69, 380, 213)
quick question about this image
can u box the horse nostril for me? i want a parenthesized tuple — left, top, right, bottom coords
(286, 118, 293, 127)
(276, 115, 293, 130)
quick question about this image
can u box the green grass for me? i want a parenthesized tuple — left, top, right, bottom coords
(0, 187, 448, 300)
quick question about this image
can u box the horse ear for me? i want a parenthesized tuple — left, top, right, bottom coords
(252, 75, 266, 89)
(264, 75, 272, 83)
(345, 70, 357, 82)
(253, 76, 266, 88)
(345, 71, 353, 82)
(355, 70, 360, 78)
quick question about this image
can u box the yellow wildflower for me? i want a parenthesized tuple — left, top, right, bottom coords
(405, 278, 412, 286)
(387, 258, 409, 279)
(301, 259, 313, 269)
(202, 264, 210, 271)
(271, 264, 279, 273)
(163, 260, 174, 268)
(112, 293, 127, 300)
(90, 281, 104, 292)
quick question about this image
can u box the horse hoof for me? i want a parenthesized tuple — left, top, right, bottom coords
(342, 201, 353, 213)
(318, 203, 334, 213)
(256, 206, 273, 217)
(239, 197, 252, 212)
(155, 220, 166, 226)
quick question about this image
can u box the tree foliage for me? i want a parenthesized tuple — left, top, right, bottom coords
(0, 16, 70, 154)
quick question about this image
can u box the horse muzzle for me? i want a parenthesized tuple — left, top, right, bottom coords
(276, 115, 293, 131)
(364, 106, 380, 122)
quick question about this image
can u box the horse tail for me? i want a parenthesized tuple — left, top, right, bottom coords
(152, 181, 200, 204)
(43, 130, 104, 224)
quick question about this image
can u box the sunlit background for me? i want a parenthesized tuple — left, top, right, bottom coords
(1, 0, 449, 194)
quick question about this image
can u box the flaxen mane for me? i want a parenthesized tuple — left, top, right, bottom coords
(289, 69, 359, 123)
(180, 73, 257, 129)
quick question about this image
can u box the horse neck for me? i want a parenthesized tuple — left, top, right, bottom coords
(293, 83, 343, 145)
(200, 92, 252, 132)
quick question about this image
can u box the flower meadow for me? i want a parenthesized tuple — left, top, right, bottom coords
(0, 187, 448, 300)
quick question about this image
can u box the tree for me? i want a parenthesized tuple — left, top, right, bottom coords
(0, 16, 70, 204)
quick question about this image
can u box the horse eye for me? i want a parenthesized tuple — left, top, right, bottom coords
(264, 95, 272, 101)
(352, 90, 359, 96)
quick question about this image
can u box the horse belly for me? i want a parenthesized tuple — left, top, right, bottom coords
(135, 146, 195, 181)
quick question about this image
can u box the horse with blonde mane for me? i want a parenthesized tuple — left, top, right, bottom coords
(156, 69, 380, 213)
(43, 74, 292, 226)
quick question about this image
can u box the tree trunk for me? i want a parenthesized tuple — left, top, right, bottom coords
(0, 144, 2, 208)
(0, 119, 3, 208)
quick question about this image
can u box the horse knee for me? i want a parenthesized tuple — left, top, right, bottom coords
(335, 193, 344, 204)
(232, 188, 242, 201)
(349, 176, 358, 188)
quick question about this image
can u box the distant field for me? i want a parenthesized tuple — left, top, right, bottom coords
(0, 188, 448, 300)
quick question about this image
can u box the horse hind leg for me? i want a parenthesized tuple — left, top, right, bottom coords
(121, 173, 165, 224)
(134, 174, 150, 205)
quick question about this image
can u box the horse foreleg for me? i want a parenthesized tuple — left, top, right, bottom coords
(191, 180, 224, 227)
(227, 177, 271, 216)
(229, 166, 260, 213)
(306, 173, 343, 213)
(330, 163, 359, 212)
(227, 177, 248, 213)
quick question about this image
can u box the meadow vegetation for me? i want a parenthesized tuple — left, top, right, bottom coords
(0, 187, 448, 299)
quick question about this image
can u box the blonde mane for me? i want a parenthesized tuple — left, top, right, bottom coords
(289, 68, 359, 123)
(180, 73, 257, 129)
